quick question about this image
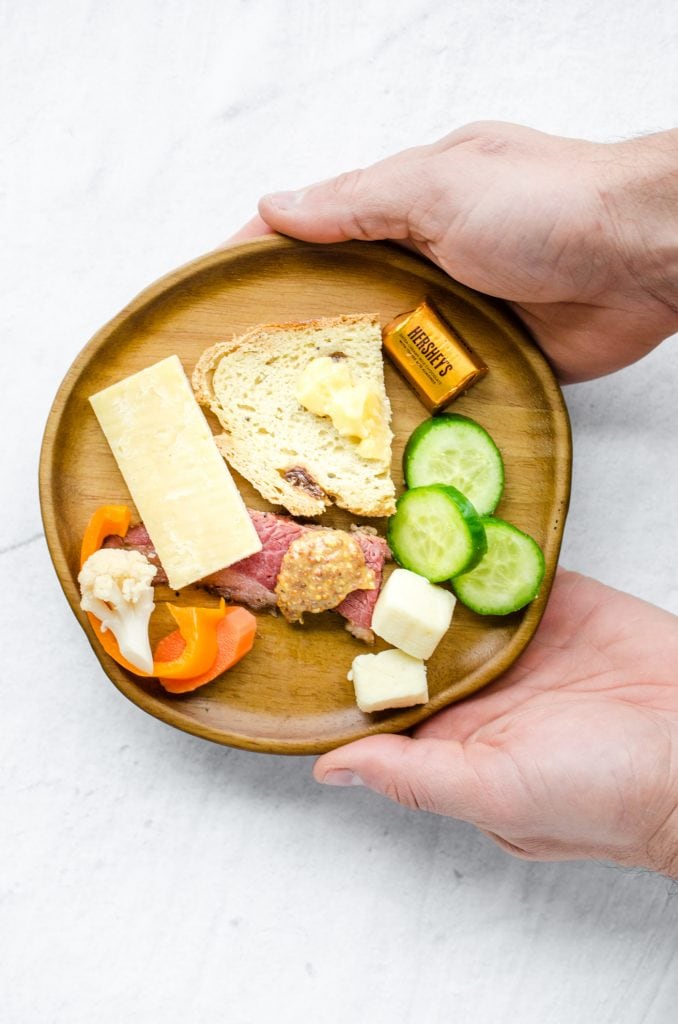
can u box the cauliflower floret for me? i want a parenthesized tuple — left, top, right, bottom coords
(78, 548, 157, 674)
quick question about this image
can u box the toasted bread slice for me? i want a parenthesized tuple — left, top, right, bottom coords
(192, 314, 396, 517)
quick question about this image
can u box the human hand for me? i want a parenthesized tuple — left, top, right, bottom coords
(240, 126, 678, 874)
(258, 122, 678, 382)
(314, 571, 678, 877)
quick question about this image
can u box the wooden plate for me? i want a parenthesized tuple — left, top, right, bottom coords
(40, 236, 571, 754)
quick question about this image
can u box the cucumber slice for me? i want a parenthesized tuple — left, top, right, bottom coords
(387, 485, 487, 583)
(404, 414, 504, 515)
(452, 517, 545, 615)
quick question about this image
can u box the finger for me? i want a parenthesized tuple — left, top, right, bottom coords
(258, 147, 434, 244)
(217, 215, 276, 249)
(314, 733, 498, 822)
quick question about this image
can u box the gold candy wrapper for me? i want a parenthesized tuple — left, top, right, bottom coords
(383, 299, 488, 412)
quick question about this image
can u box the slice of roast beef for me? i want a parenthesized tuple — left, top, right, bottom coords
(104, 524, 168, 585)
(104, 509, 390, 640)
(335, 529, 389, 633)
(201, 510, 305, 610)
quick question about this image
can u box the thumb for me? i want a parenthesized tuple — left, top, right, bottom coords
(314, 733, 495, 822)
(258, 148, 432, 244)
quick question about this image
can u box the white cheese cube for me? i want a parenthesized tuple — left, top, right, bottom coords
(371, 568, 456, 660)
(349, 648, 428, 713)
(89, 356, 262, 591)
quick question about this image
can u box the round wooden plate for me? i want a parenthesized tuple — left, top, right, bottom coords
(40, 236, 571, 754)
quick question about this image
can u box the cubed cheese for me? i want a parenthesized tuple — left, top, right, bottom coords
(349, 648, 428, 713)
(371, 568, 456, 660)
(89, 355, 262, 590)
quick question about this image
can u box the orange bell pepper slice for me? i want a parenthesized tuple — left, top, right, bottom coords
(155, 606, 257, 693)
(80, 504, 131, 567)
(152, 601, 227, 679)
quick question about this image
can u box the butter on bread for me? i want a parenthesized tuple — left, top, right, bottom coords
(192, 314, 396, 518)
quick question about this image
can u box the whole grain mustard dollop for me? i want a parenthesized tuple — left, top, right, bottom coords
(275, 530, 376, 623)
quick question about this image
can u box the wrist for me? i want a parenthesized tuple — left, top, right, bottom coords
(604, 130, 678, 327)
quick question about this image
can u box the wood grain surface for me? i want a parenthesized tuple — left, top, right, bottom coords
(39, 236, 571, 753)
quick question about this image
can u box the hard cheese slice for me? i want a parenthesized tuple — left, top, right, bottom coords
(89, 355, 262, 590)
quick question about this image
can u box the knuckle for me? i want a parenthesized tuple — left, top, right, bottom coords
(443, 119, 522, 156)
(384, 775, 431, 813)
(329, 168, 365, 201)
(344, 208, 386, 241)
(329, 166, 408, 241)
(484, 830, 542, 860)
(463, 129, 512, 156)
(461, 118, 511, 137)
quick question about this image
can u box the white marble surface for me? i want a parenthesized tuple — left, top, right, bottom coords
(2, 2, 678, 1021)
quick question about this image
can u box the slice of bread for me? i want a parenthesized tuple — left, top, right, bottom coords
(192, 314, 396, 518)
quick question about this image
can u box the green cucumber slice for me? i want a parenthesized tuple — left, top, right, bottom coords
(387, 485, 487, 583)
(452, 517, 545, 615)
(404, 414, 504, 515)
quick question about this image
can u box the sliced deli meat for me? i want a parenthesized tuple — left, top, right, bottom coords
(104, 510, 390, 641)
(336, 530, 390, 635)
(204, 511, 305, 609)
(104, 523, 168, 583)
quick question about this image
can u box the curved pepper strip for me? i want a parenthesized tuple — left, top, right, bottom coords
(79, 504, 227, 681)
(152, 601, 226, 679)
(80, 504, 131, 567)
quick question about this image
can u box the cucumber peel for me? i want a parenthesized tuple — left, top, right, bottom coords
(404, 414, 504, 515)
(451, 517, 545, 615)
(387, 484, 487, 583)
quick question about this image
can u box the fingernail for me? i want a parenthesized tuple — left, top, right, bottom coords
(262, 189, 305, 212)
(320, 769, 364, 787)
